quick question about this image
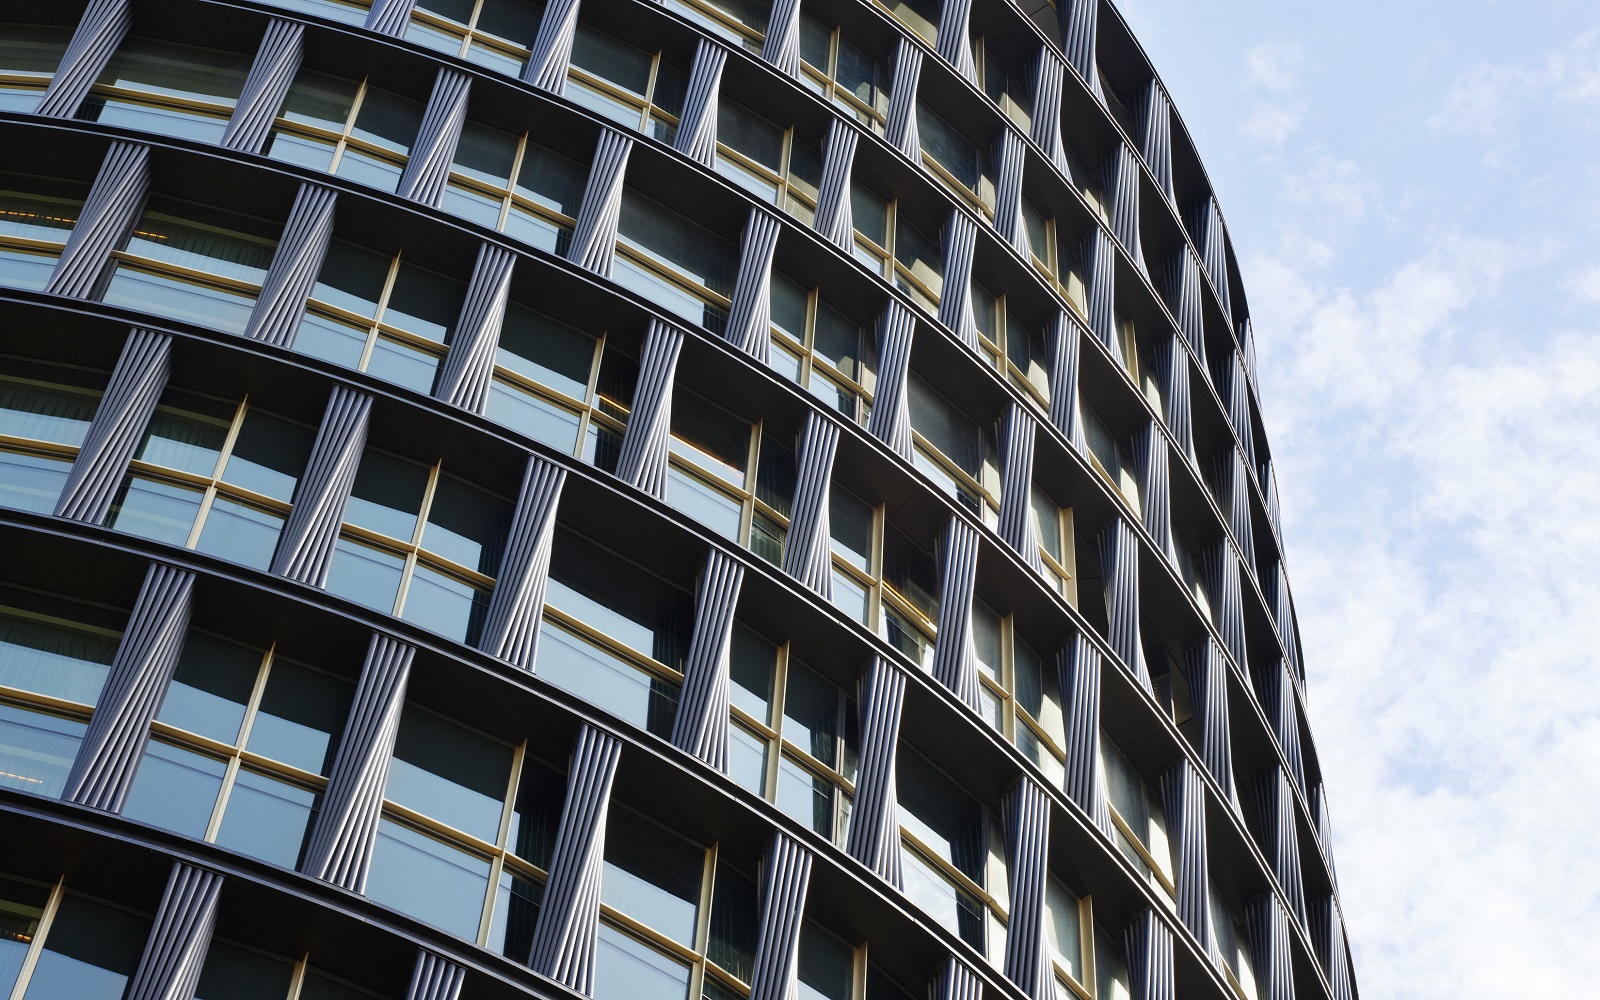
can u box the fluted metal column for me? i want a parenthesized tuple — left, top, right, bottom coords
(46, 140, 148, 299)
(528, 724, 623, 996)
(725, 208, 781, 362)
(782, 412, 839, 598)
(1047, 311, 1085, 453)
(933, 956, 982, 1000)
(125, 862, 223, 1000)
(1257, 766, 1307, 924)
(998, 404, 1041, 572)
(845, 656, 905, 887)
(364, 0, 417, 36)
(1205, 541, 1248, 677)
(1097, 518, 1150, 690)
(615, 318, 684, 500)
(885, 39, 923, 161)
(1030, 48, 1069, 172)
(813, 120, 857, 252)
(1246, 894, 1293, 1000)
(568, 130, 632, 277)
(931, 516, 981, 712)
(1124, 909, 1175, 1000)
(1312, 895, 1355, 1000)
(938, 210, 979, 351)
(1160, 759, 1209, 950)
(34, 0, 129, 118)
(866, 300, 916, 460)
(271, 385, 371, 587)
(760, 0, 802, 77)
(994, 129, 1027, 256)
(245, 182, 337, 349)
(53, 326, 168, 524)
(671, 550, 744, 771)
(300, 633, 414, 893)
(1164, 247, 1206, 374)
(1134, 421, 1173, 562)
(524, 0, 582, 92)
(1185, 638, 1235, 802)
(1270, 560, 1304, 688)
(1105, 142, 1145, 274)
(64, 562, 194, 812)
(1158, 330, 1194, 463)
(1260, 657, 1304, 791)
(406, 950, 465, 1000)
(673, 40, 726, 168)
(1083, 226, 1119, 362)
(748, 834, 813, 1000)
(934, 0, 976, 81)
(480, 456, 566, 670)
(1060, 633, 1110, 831)
(222, 19, 303, 155)
(435, 243, 517, 413)
(1003, 778, 1050, 999)
(1056, 0, 1100, 98)
(398, 67, 472, 209)
(1225, 352, 1258, 472)
(1190, 197, 1232, 321)
(1137, 80, 1175, 205)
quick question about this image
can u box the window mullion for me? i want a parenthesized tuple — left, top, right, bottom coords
(5, 877, 65, 1000)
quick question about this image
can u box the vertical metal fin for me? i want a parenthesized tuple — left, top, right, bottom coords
(1164, 247, 1206, 374)
(1137, 80, 1175, 205)
(53, 326, 168, 524)
(34, 0, 130, 119)
(222, 19, 304, 155)
(1269, 561, 1302, 691)
(1160, 760, 1210, 951)
(436, 243, 517, 413)
(568, 130, 632, 278)
(246, 182, 337, 349)
(866, 300, 915, 460)
(1312, 895, 1355, 1000)
(1205, 541, 1248, 678)
(1226, 352, 1258, 472)
(615, 318, 684, 500)
(406, 950, 466, 1000)
(528, 724, 623, 996)
(1056, 0, 1101, 99)
(748, 834, 813, 1000)
(271, 385, 372, 587)
(725, 208, 781, 362)
(1030, 48, 1069, 173)
(1047, 311, 1084, 453)
(933, 956, 983, 1000)
(1189, 197, 1232, 321)
(1105, 142, 1145, 275)
(998, 404, 1041, 572)
(813, 120, 857, 252)
(932, 516, 981, 713)
(364, 0, 418, 36)
(524, 0, 582, 92)
(1257, 767, 1307, 925)
(782, 412, 839, 598)
(934, 0, 976, 81)
(1060, 633, 1110, 832)
(671, 550, 744, 771)
(1124, 909, 1175, 1000)
(65, 562, 194, 812)
(480, 456, 566, 670)
(300, 633, 414, 893)
(1082, 226, 1118, 362)
(845, 656, 905, 888)
(993, 129, 1028, 256)
(398, 67, 472, 209)
(125, 862, 223, 1000)
(673, 40, 726, 168)
(1003, 778, 1050, 999)
(1184, 637, 1235, 802)
(46, 140, 149, 299)
(1218, 448, 1256, 582)
(1097, 518, 1150, 690)
(938, 210, 979, 351)
(1158, 331, 1194, 463)
(1245, 894, 1294, 1000)
(760, 0, 802, 77)
(1134, 421, 1173, 562)
(885, 39, 923, 160)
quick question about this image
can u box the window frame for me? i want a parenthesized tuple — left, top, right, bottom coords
(766, 280, 877, 428)
(666, 389, 791, 561)
(563, 27, 684, 143)
(268, 74, 418, 188)
(298, 246, 461, 388)
(406, 0, 540, 73)
(444, 128, 582, 254)
(797, 18, 889, 133)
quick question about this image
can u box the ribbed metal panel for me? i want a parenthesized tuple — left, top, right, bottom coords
(1257, 766, 1307, 925)
(866, 300, 916, 460)
(406, 950, 465, 1000)
(1264, 462, 1285, 548)
(997, 403, 1042, 572)
(615, 318, 683, 500)
(673, 40, 726, 168)
(1189, 197, 1232, 321)
(1047, 311, 1085, 453)
(933, 956, 982, 1000)
(813, 119, 857, 252)
(938, 210, 979, 352)
(1029, 48, 1069, 172)
(300, 633, 414, 893)
(54, 326, 168, 524)
(222, 19, 303, 154)
(1157, 330, 1194, 462)
(435, 243, 517, 413)
(34, 0, 129, 118)
(65, 563, 194, 813)
(1312, 782, 1336, 874)
(1105, 143, 1145, 275)
(748, 834, 813, 1000)
(1226, 352, 1258, 473)
(46, 140, 148, 299)
(1060, 633, 1110, 832)
(524, 0, 582, 91)
(1159, 760, 1210, 951)
(1184, 638, 1235, 802)
(125, 862, 222, 1000)
(1205, 541, 1248, 677)
(1217, 448, 1256, 573)
(568, 130, 632, 278)
(1097, 518, 1150, 690)
(1240, 317, 1259, 386)
(364, 0, 417, 36)
(671, 550, 744, 771)
(1125, 909, 1175, 1000)
(1245, 894, 1293, 1000)
(1134, 421, 1173, 562)
(885, 39, 922, 160)
(782, 412, 839, 598)
(760, 0, 802, 77)
(845, 656, 905, 887)
(934, 0, 976, 81)
(993, 129, 1028, 256)
(1259, 659, 1304, 792)
(398, 68, 472, 209)
(1137, 80, 1175, 205)
(246, 182, 337, 349)
(932, 516, 982, 713)
(1083, 226, 1118, 362)
(528, 724, 622, 995)
(1163, 247, 1206, 374)
(1313, 894, 1354, 1000)
(725, 208, 781, 362)
(271, 385, 371, 587)
(480, 456, 566, 670)
(1056, 0, 1100, 96)
(1003, 778, 1051, 1000)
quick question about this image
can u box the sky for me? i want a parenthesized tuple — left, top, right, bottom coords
(1106, 1, 1600, 996)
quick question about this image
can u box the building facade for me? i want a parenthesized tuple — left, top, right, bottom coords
(0, 1, 1357, 999)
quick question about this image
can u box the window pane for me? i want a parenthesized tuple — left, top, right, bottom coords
(487, 380, 583, 452)
(665, 468, 741, 540)
(213, 768, 318, 869)
(20, 895, 148, 1000)
(717, 101, 784, 171)
(827, 487, 873, 572)
(325, 537, 405, 613)
(295, 312, 369, 369)
(617, 191, 735, 298)
(123, 202, 276, 285)
(221, 411, 312, 502)
(707, 863, 757, 983)
(594, 923, 690, 1000)
(728, 723, 766, 795)
(103, 266, 258, 335)
(345, 450, 428, 540)
(421, 475, 510, 574)
(897, 749, 984, 883)
(194, 498, 284, 571)
(107, 476, 202, 545)
(547, 528, 693, 668)
(497, 304, 595, 400)
(348, 86, 421, 152)
(570, 27, 652, 97)
(367, 818, 491, 939)
(246, 660, 352, 774)
(0, 704, 84, 798)
(1044, 879, 1082, 983)
(0, 875, 49, 996)
(486, 868, 544, 965)
(121, 740, 226, 838)
(157, 632, 258, 743)
(382, 263, 461, 344)
(195, 941, 296, 1000)
(401, 563, 490, 644)
(0, 607, 117, 705)
(451, 121, 518, 187)
(0, 450, 70, 515)
(0, 371, 99, 446)
(727, 626, 774, 724)
(796, 923, 853, 1000)
(386, 704, 511, 841)
(506, 757, 565, 869)
(135, 392, 235, 475)
(776, 754, 834, 842)
(897, 842, 984, 949)
(0, 249, 55, 291)
(536, 622, 679, 740)
(93, 38, 247, 107)
(601, 808, 702, 946)
(783, 664, 839, 769)
(515, 144, 586, 217)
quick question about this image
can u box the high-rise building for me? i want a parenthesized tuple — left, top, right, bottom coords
(0, 1, 1356, 999)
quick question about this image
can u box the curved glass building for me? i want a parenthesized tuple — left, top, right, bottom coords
(0, 1, 1357, 999)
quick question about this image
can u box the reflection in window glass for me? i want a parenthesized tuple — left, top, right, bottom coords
(19, 894, 149, 1000)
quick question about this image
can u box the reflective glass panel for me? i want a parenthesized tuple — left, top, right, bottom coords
(386, 704, 511, 841)
(0, 704, 83, 798)
(20, 895, 148, 1000)
(367, 818, 492, 939)
(0, 607, 117, 705)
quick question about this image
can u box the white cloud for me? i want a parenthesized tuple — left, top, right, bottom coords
(1245, 41, 1305, 92)
(1430, 32, 1600, 136)
(1240, 102, 1304, 147)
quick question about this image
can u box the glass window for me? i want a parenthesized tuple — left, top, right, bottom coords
(79, 37, 249, 143)
(798, 15, 888, 131)
(252, 0, 373, 23)
(1081, 402, 1140, 513)
(1095, 926, 1132, 1000)
(893, 213, 942, 314)
(17, 894, 149, 1000)
(602, 807, 704, 946)
(768, 274, 877, 427)
(896, 747, 997, 953)
(406, 0, 545, 75)
(615, 190, 736, 334)
(0, 358, 103, 515)
(916, 105, 995, 213)
(664, 387, 793, 561)
(713, 101, 820, 224)
(0, 24, 69, 111)
(265, 71, 422, 194)
(1030, 484, 1077, 603)
(1099, 734, 1175, 905)
(796, 921, 854, 1000)
(879, 0, 937, 43)
(565, 25, 686, 144)
(663, 0, 768, 53)
(907, 374, 1001, 525)
(193, 940, 296, 1000)
(977, 43, 1033, 129)
(443, 121, 585, 254)
(121, 633, 352, 869)
(0, 172, 85, 292)
(1208, 881, 1259, 1000)
(1043, 877, 1084, 990)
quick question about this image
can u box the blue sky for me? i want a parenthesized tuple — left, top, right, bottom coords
(1111, 1, 1600, 996)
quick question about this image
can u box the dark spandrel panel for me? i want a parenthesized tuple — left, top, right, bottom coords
(21, 895, 149, 1000)
(865, 965, 919, 1000)
(213, 769, 319, 870)
(247, 660, 353, 776)
(195, 940, 296, 1000)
